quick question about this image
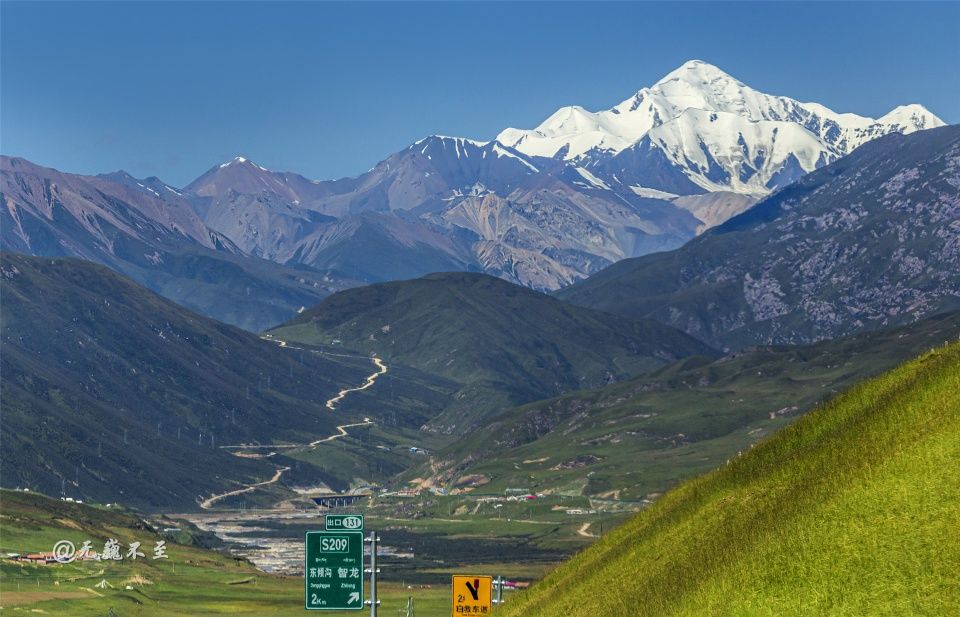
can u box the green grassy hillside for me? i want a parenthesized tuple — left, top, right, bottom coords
(421, 311, 960, 500)
(500, 340, 960, 616)
(269, 272, 715, 431)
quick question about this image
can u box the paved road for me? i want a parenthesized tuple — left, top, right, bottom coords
(309, 417, 374, 447)
(201, 345, 386, 509)
(325, 356, 388, 410)
(200, 466, 291, 510)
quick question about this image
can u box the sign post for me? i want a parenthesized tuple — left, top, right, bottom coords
(305, 530, 364, 611)
(451, 575, 492, 616)
(364, 531, 381, 617)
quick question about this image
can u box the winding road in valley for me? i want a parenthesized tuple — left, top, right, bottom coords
(325, 356, 388, 410)
(309, 417, 375, 446)
(200, 466, 290, 509)
(200, 344, 387, 509)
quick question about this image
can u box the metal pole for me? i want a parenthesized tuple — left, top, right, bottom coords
(365, 530, 380, 617)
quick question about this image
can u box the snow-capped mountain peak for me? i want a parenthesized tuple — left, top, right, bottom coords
(646, 59, 753, 108)
(877, 104, 943, 131)
(218, 156, 270, 171)
(220, 156, 248, 167)
(653, 58, 735, 83)
(496, 59, 945, 195)
(185, 156, 294, 199)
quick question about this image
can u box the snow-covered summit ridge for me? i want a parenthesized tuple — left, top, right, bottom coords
(498, 60, 943, 160)
(494, 60, 944, 194)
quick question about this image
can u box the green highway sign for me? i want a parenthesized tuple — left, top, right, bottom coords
(325, 514, 364, 531)
(305, 531, 364, 611)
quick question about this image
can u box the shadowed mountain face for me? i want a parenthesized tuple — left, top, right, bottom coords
(1, 157, 229, 256)
(558, 125, 960, 350)
(0, 253, 374, 507)
(268, 271, 717, 432)
(0, 157, 359, 331)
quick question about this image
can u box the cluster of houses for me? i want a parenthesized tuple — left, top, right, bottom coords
(379, 488, 421, 497)
(476, 492, 542, 504)
(7, 552, 105, 565)
(6, 552, 59, 565)
(5, 549, 102, 565)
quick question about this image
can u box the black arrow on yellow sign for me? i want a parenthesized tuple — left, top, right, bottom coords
(465, 579, 480, 600)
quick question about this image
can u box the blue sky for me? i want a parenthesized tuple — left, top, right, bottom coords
(2, 1, 958, 186)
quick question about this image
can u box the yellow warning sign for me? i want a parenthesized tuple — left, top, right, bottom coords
(452, 575, 492, 615)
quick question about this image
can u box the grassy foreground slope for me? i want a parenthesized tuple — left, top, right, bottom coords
(0, 489, 454, 616)
(0, 488, 294, 616)
(501, 342, 960, 616)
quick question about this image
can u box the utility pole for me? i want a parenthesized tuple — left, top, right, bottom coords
(364, 531, 381, 617)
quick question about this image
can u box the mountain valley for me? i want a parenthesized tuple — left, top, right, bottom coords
(1, 28, 957, 616)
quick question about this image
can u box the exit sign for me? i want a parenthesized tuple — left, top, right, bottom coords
(325, 514, 364, 531)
